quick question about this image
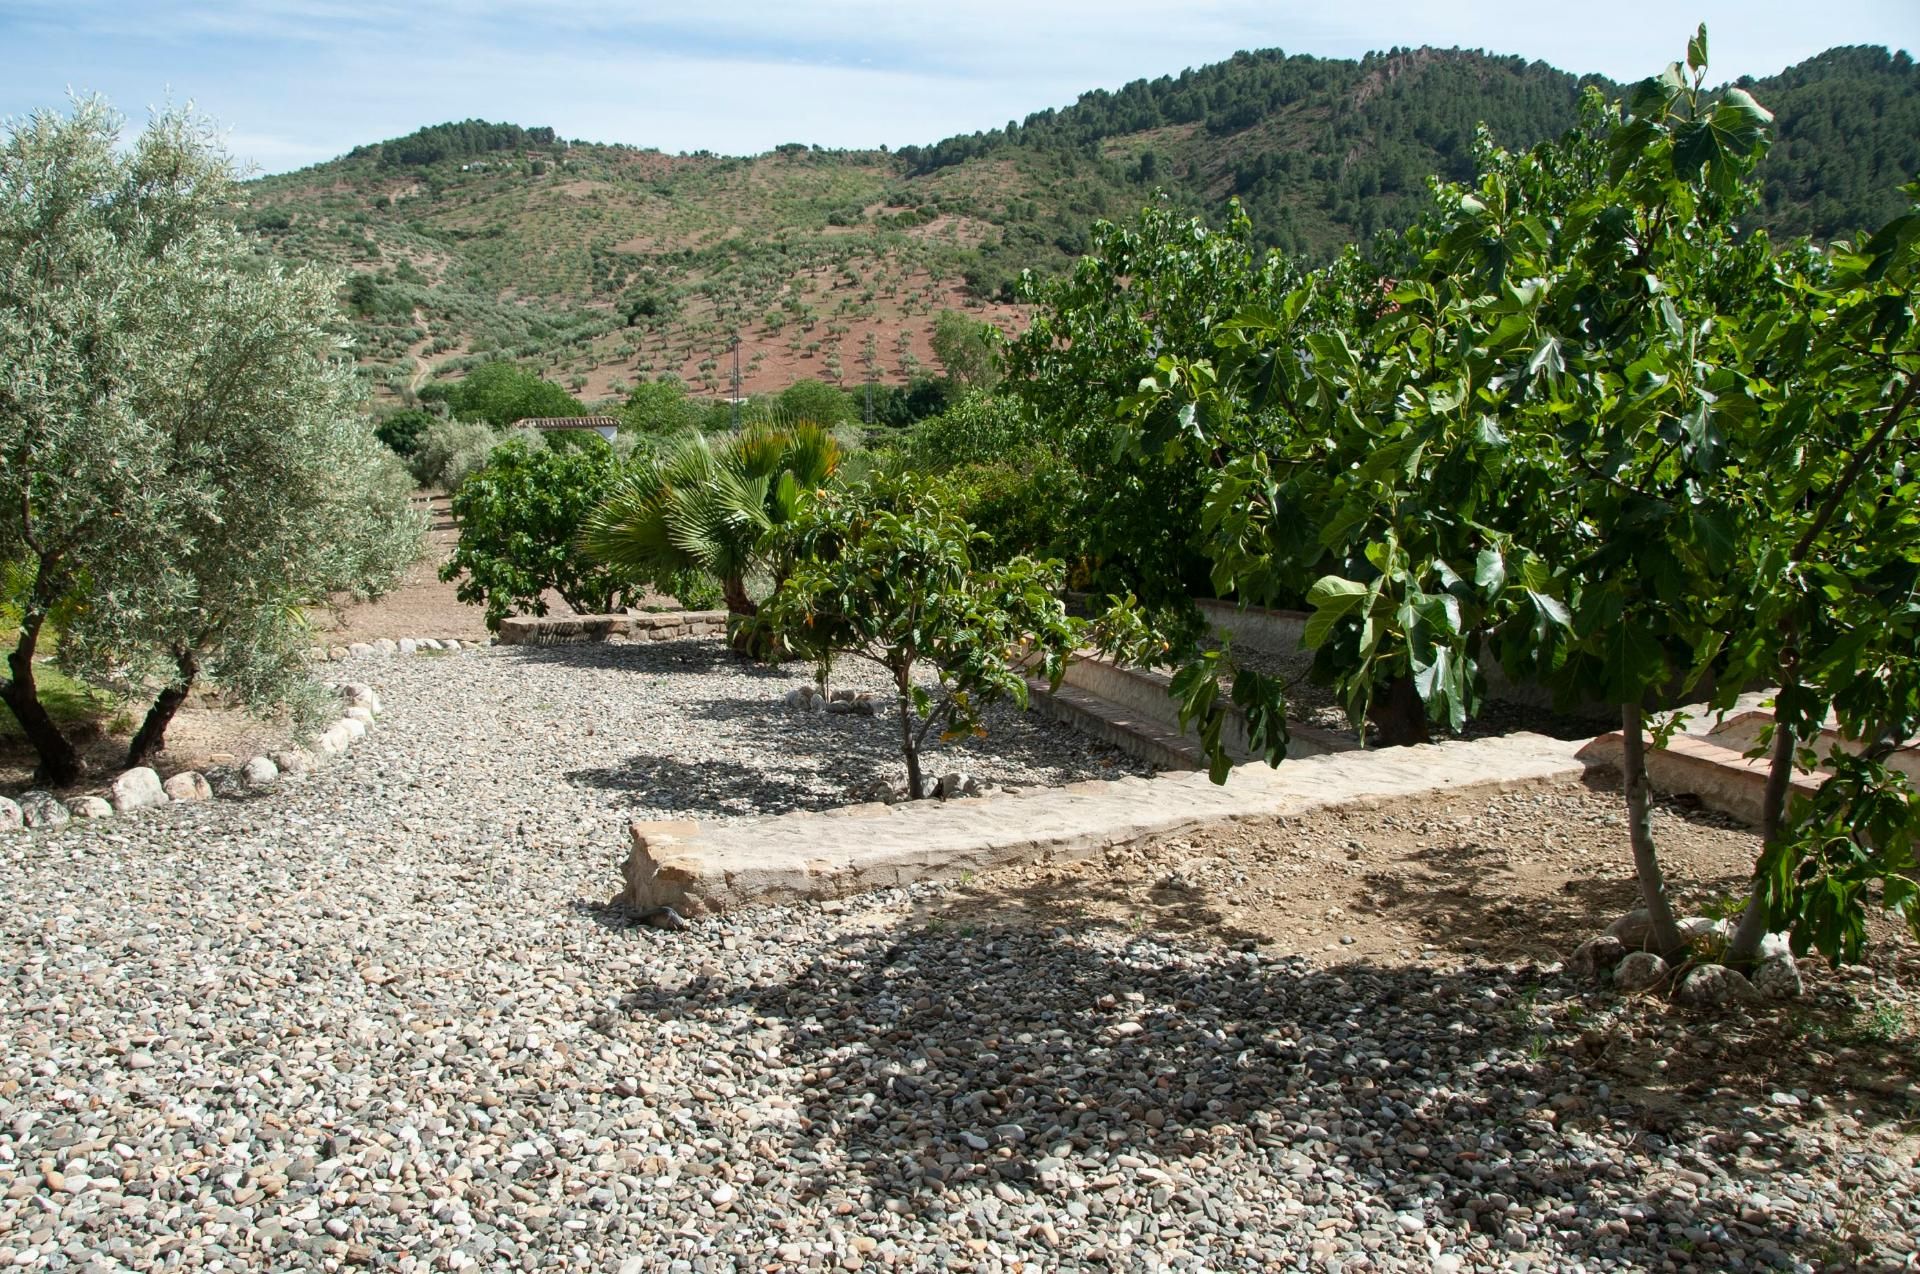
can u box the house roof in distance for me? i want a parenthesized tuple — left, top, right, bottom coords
(513, 416, 621, 431)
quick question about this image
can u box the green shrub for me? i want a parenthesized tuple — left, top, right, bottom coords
(410, 418, 500, 491)
(440, 437, 639, 630)
(905, 391, 1038, 470)
(374, 408, 437, 458)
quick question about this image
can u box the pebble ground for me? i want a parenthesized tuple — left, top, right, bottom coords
(1, 642, 1914, 1272)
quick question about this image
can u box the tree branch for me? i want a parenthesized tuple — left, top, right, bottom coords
(1791, 374, 1918, 564)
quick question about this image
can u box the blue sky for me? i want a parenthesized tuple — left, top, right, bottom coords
(3, 1, 1916, 174)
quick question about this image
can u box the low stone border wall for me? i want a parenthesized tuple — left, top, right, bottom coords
(497, 610, 728, 645)
(1196, 598, 1310, 652)
(0, 682, 387, 837)
(308, 635, 471, 662)
(624, 730, 1592, 916)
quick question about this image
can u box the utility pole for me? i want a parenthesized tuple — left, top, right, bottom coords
(862, 331, 879, 428)
(729, 332, 742, 431)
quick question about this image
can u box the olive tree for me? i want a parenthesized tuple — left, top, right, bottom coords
(1, 99, 423, 780)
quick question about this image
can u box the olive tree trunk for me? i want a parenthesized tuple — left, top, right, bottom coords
(1621, 701, 1689, 961)
(126, 650, 200, 770)
(1, 607, 84, 787)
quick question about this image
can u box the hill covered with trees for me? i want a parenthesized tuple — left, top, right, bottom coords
(238, 42, 1920, 406)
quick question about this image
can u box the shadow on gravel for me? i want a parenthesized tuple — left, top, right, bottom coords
(563, 750, 843, 817)
(617, 923, 1908, 1269)
(498, 639, 763, 676)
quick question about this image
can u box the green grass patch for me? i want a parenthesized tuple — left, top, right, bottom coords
(0, 625, 117, 743)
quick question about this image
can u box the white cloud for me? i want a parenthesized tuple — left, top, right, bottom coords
(3, 0, 1915, 172)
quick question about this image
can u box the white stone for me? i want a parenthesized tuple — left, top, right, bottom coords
(1567, 936, 1628, 984)
(442, 639, 461, 651)
(109, 767, 167, 812)
(418, 638, 442, 650)
(373, 638, 398, 655)
(162, 771, 212, 803)
(1606, 909, 1726, 951)
(398, 638, 418, 655)
(339, 716, 367, 741)
(1674, 963, 1760, 1009)
(338, 682, 381, 715)
(242, 756, 280, 788)
(270, 748, 316, 777)
(1752, 954, 1802, 1000)
(1613, 951, 1668, 992)
(346, 706, 375, 726)
(66, 795, 113, 820)
(317, 724, 353, 755)
(347, 642, 374, 657)
(0, 797, 20, 833)
(17, 791, 69, 830)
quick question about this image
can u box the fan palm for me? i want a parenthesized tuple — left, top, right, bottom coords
(581, 421, 840, 648)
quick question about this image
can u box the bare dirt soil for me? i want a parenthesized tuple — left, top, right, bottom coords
(917, 776, 1920, 1162)
(0, 688, 297, 796)
(308, 491, 500, 644)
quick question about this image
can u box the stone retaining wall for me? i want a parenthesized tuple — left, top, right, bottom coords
(625, 731, 1593, 916)
(497, 610, 728, 645)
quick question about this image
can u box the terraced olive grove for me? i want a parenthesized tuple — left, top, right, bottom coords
(238, 44, 1919, 408)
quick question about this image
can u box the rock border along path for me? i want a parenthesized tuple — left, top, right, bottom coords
(0, 638, 470, 839)
(496, 610, 729, 645)
(626, 730, 1595, 915)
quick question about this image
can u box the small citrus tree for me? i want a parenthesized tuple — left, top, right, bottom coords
(764, 477, 1081, 799)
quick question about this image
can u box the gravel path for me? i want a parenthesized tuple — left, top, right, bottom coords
(2, 644, 1915, 1272)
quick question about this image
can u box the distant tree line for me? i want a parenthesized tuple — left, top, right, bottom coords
(355, 120, 561, 169)
(899, 43, 1920, 260)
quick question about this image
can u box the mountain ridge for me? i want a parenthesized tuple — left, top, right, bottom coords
(239, 42, 1920, 405)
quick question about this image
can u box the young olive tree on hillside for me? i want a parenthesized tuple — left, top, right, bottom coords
(929, 309, 1003, 391)
(1, 99, 423, 780)
(762, 476, 1082, 799)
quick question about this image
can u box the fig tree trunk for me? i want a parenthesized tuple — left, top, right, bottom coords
(1726, 715, 1797, 965)
(1368, 673, 1429, 747)
(1620, 702, 1688, 962)
(1, 609, 83, 788)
